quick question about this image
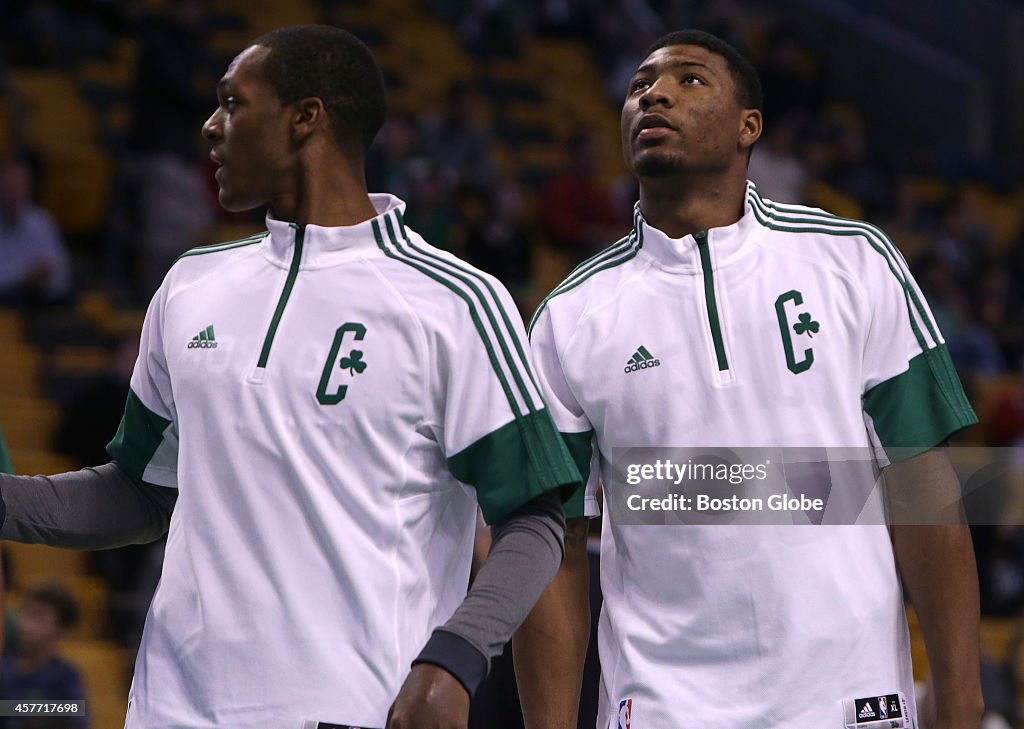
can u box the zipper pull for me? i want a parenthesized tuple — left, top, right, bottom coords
(695, 230, 708, 245)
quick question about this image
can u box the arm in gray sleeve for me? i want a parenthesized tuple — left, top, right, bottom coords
(412, 489, 566, 695)
(0, 461, 176, 549)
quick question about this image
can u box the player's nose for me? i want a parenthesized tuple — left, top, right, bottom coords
(639, 77, 673, 110)
(202, 108, 223, 142)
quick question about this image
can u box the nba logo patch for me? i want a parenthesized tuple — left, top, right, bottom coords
(618, 699, 632, 729)
(878, 697, 888, 719)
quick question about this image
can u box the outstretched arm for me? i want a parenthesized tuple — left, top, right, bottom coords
(0, 462, 176, 549)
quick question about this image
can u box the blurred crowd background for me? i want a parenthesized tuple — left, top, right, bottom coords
(0, 0, 1022, 726)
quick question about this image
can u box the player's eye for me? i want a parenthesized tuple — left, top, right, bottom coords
(681, 74, 705, 85)
(629, 79, 650, 94)
(223, 96, 239, 111)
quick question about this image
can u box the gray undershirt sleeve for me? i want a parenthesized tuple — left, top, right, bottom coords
(0, 461, 176, 549)
(412, 489, 566, 694)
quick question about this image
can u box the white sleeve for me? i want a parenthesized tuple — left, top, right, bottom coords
(860, 234, 976, 459)
(529, 305, 600, 518)
(433, 278, 582, 524)
(106, 283, 179, 487)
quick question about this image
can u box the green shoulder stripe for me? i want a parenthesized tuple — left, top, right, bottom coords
(392, 210, 543, 410)
(373, 217, 527, 421)
(529, 204, 647, 336)
(389, 212, 584, 501)
(176, 232, 268, 261)
(528, 232, 640, 336)
(749, 192, 940, 348)
(748, 195, 933, 352)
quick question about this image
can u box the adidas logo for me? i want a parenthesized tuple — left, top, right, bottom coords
(187, 325, 218, 349)
(858, 703, 876, 720)
(624, 345, 660, 373)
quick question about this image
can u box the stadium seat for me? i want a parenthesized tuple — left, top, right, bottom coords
(4, 543, 90, 587)
(0, 350, 42, 397)
(0, 395, 60, 449)
(56, 638, 130, 726)
(7, 449, 77, 477)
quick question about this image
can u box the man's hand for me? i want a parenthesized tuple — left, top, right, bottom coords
(386, 663, 469, 729)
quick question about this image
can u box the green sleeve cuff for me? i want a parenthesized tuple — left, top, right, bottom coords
(448, 409, 583, 524)
(864, 344, 978, 462)
(560, 430, 594, 519)
(107, 390, 173, 480)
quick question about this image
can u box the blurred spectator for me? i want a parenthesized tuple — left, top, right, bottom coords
(603, 31, 656, 105)
(539, 131, 628, 260)
(404, 159, 456, 251)
(0, 583, 87, 728)
(988, 383, 1024, 449)
(748, 112, 809, 204)
(127, 0, 216, 298)
(931, 191, 995, 284)
(366, 113, 423, 202)
(1, 0, 122, 69)
(948, 298, 1008, 377)
(819, 107, 892, 219)
(759, 28, 825, 123)
(454, 178, 534, 312)
(56, 336, 138, 468)
(450, 0, 535, 57)
(0, 158, 72, 306)
(420, 82, 497, 192)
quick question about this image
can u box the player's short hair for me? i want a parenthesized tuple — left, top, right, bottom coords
(25, 583, 80, 630)
(645, 30, 763, 112)
(249, 25, 387, 153)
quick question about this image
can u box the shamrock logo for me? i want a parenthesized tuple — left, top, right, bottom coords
(339, 349, 367, 375)
(793, 312, 820, 338)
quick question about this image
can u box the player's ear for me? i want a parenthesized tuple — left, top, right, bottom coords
(738, 108, 762, 153)
(292, 97, 324, 144)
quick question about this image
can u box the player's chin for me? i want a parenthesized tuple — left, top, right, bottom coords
(217, 187, 262, 213)
(632, 150, 683, 178)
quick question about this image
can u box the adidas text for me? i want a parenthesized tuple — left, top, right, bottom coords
(624, 359, 660, 374)
(188, 340, 218, 349)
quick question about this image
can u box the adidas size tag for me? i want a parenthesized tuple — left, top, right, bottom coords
(842, 692, 907, 729)
(301, 721, 381, 729)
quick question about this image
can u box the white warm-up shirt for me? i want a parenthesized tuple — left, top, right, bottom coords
(109, 194, 579, 729)
(530, 183, 976, 729)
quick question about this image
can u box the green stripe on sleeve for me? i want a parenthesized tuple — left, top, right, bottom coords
(448, 411, 583, 524)
(175, 232, 267, 261)
(388, 215, 540, 414)
(560, 429, 594, 519)
(0, 427, 12, 473)
(107, 390, 173, 480)
(372, 218, 522, 419)
(863, 344, 977, 461)
(528, 234, 640, 337)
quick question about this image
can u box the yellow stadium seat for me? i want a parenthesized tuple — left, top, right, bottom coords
(0, 309, 26, 342)
(0, 347, 42, 397)
(0, 395, 60, 449)
(7, 449, 77, 476)
(57, 639, 130, 722)
(4, 543, 91, 588)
